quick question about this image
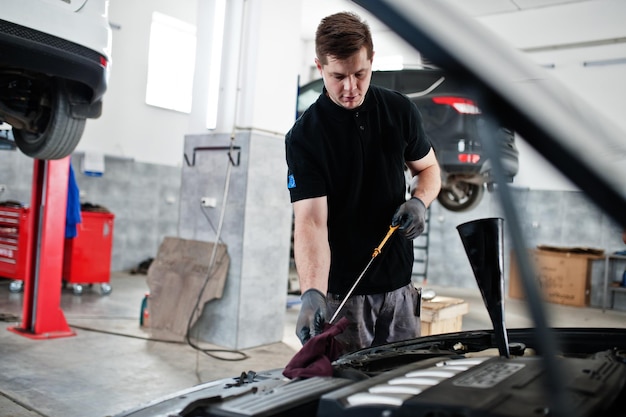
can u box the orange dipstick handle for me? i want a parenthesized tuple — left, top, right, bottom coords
(372, 225, 399, 257)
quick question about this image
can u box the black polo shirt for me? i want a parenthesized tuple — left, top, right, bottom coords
(285, 84, 432, 296)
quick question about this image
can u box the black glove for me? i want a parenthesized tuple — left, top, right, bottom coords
(392, 196, 427, 240)
(296, 289, 328, 345)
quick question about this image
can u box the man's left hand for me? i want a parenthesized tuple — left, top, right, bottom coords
(392, 197, 427, 239)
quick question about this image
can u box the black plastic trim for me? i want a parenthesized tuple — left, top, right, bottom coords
(0, 18, 107, 102)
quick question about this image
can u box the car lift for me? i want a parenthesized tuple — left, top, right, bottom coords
(8, 157, 75, 339)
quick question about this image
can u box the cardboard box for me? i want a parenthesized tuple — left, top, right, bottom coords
(420, 296, 469, 336)
(509, 247, 603, 307)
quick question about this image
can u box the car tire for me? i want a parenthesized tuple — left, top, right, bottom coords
(437, 182, 485, 212)
(13, 79, 86, 160)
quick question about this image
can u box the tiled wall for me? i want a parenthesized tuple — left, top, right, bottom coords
(0, 150, 180, 273)
(424, 187, 626, 309)
(2, 147, 624, 316)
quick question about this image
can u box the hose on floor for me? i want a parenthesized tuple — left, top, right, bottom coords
(0, 311, 188, 345)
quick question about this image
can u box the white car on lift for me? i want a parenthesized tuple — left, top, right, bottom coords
(0, 0, 112, 160)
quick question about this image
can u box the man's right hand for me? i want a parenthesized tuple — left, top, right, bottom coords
(296, 289, 328, 345)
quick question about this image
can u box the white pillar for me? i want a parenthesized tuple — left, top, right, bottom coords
(181, 0, 301, 349)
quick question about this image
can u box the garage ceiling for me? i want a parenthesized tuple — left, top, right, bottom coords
(300, 0, 591, 39)
(444, 0, 591, 16)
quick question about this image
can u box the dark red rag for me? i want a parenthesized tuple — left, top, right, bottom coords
(283, 317, 350, 379)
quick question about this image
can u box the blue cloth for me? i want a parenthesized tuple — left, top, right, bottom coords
(65, 163, 82, 238)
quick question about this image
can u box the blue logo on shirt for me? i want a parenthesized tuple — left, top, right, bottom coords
(287, 174, 296, 189)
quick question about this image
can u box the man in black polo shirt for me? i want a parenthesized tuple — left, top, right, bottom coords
(286, 11, 441, 352)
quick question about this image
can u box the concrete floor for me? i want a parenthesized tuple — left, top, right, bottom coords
(0, 272, 624, 417)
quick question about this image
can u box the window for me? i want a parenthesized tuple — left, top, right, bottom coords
(145, 12, 196, 113)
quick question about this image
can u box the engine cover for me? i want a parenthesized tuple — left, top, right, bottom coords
(318, 352, 626, 417)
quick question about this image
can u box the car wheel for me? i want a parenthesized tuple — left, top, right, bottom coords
(12, 79, 86, 160)
(437, 182, 485, 212)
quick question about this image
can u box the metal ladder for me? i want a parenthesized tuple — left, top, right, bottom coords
(412, 208, 431, 284)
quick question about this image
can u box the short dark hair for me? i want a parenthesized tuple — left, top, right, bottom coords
(315, 12, 374, 65)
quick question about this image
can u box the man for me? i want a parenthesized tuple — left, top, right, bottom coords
(285, 11, 441, 353)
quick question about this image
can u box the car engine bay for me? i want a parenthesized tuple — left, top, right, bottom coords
(116, 327, 626, 417)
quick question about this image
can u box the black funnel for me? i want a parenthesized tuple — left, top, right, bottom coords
(457, 218, 510, 358)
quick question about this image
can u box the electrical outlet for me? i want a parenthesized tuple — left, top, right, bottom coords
(201, 197, 217, 208)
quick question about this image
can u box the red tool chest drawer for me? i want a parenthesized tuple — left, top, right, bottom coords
(0, 206, 32, 282)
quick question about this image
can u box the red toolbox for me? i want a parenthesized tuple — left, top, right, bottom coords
(62, 210, 114, 295)
(0, 205, 32, 292)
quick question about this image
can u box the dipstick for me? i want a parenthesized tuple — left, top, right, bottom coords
(328, 225, 399, 324)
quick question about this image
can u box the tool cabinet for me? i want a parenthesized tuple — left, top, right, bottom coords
(63, 210, 114, 295)
(0, 206, 32, 292)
